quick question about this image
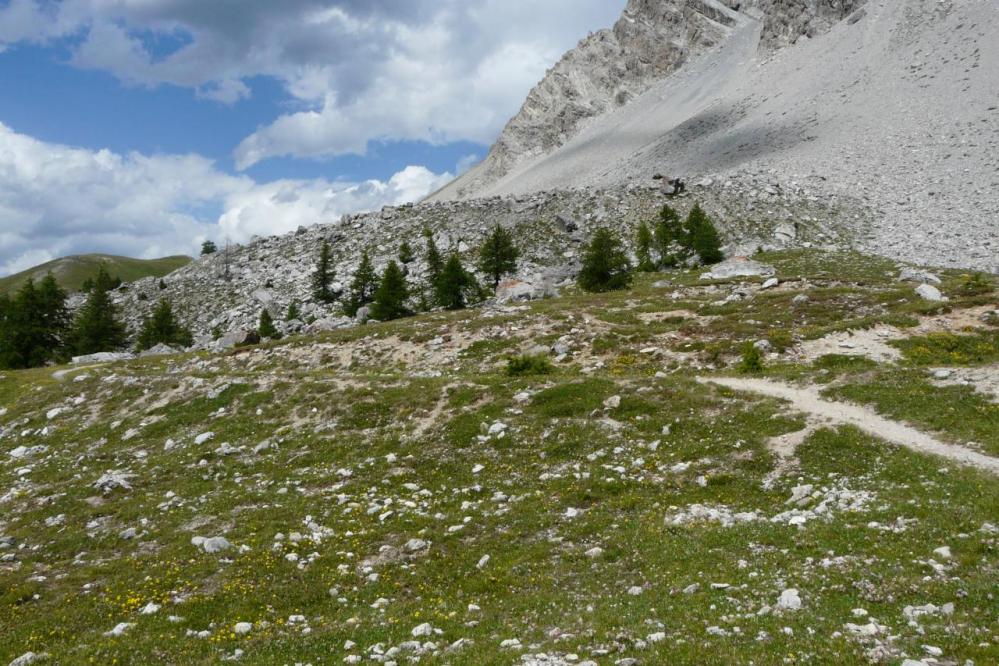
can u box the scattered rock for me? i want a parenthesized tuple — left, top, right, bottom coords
(915, 284, 946, 302)
(700, 258, 776, 281)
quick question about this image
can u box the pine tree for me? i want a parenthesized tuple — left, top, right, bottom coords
(424, 227, 443, 284)
(398, 241, 415, 265)
(686, 204, 724, 265)
(635, 221, 655, 272)
(286, 301, 301, 321)
(135, 299, 193, 351)
(0, 275, 69, 369)
(201, 240, 217, 255)
(654, 204, 686, 268)
(69, 266, 127, 356)
(370, 261, 411, 321)
(258, 308, 281, 340)
(312, 240, 336, 303)
(343, 250, 379, 317)
(477, 224, 520, 289)
(577, 228, 633, 293)
(435, 254, 481, 310)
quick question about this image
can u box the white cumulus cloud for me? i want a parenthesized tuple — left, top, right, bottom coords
(0, 123, 450, 276)
(0, 0, 624, 166)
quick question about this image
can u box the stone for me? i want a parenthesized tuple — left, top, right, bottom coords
(71, 351, 133, 365)
(411, 623, 434, 637)
(776, 588, 802, 611)
(104, 622, 134, 637)
(8, 654, 48, 666)
(92, 471, 134, 494)
(234, 622, 252, 635)
(403, 538, 429, 553)
(899, 268, 941, 284)
(556, 213, 579, 233)
(932, 546, 951, 559)
(193, 535, 232, 554)
(760, 277, 779, 290)
(915, 284, 946, 302)
(774, 222, 797, 243)
(701, 258, 776, 281)
(603, 395, 621, 409)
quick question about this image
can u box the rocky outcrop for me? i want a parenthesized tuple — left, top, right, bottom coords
(754, 0, 868, 50)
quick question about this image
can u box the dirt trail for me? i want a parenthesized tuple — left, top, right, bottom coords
(699, 377, 999, 476)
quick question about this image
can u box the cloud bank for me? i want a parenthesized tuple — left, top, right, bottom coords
(0, 0, 623, 167)
(0, 123, 451, 276)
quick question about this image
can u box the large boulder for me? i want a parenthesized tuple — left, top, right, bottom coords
(71, 352, 134, 365)
(915, 284, 947, 302)
(700, 258, 776, 281)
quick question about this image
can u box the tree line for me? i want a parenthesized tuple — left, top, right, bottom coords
(0, 266, 191, 370)
(1, 202, 724, 369)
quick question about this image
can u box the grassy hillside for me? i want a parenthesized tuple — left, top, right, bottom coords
(0, 250, 997, 665)
(0, 253, 192, 295)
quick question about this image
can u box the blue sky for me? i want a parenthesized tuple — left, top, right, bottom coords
(0, 0, 623, 275)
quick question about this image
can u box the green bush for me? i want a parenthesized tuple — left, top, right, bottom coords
(505, 354, 554, 377)
(738, 343, 764, 374)
(958, 272, 994, 297)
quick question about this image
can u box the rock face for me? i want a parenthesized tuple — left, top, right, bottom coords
(755, 0, 868, 50)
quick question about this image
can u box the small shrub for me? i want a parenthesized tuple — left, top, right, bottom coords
(958, 272, 994, 297)
(767, 329, 794, 352)
(506, 354, 554, 377)
(738, 343, 764, 374)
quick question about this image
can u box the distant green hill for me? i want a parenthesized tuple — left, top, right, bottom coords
(0, 253, 192, 295)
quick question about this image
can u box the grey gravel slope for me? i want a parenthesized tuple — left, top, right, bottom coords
(437, 0, 999, 271)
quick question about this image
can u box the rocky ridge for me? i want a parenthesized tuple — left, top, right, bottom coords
(86, 175, 860, 348)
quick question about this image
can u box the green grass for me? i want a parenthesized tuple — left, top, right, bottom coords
(894, 330, 999, 366)
(1, 248, 997, 664)
(0, 253, 192, 294)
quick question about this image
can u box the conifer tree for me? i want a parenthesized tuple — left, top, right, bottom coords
(635, 221, 655, 272)
(343, 250, 379, 317)
(686, 204, 724, 265)
(424, 227, 443, 284)
(370, 261, 410, 321)
(398, 241, 415, 265)
(69, 266, 127, 356)
(258, 308, 281, 340)
(477, 224, 520, 289)
(577, 228, 633, 293)
(135, 299, 193, 351)
(0, 275, 69, 369)
(654, 204, 686, 268)
(286, 301, 301, 320)
(312, 240, 336, 303)
(201, 240, 217, 255)
(435, 254, 481, 310)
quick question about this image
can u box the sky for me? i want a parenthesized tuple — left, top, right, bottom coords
(0, 0, 624, 276)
